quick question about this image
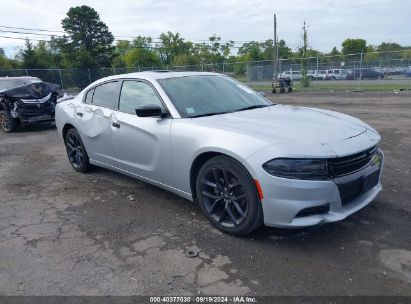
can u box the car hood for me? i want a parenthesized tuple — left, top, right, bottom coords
(192, 105, 368, 145)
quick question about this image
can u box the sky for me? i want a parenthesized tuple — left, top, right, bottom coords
(1, 0, 410, 57)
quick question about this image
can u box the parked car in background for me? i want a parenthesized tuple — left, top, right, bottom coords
(279, 71, 302, 81)
(360, 68, 384, 79)
(307, 70, 318, 80)
(345, 69, 355, 80)
(405, 67, 411, 77)
(316, 70, 328, 80)
(0, 76, 61, 133)
(56, 71, 384, 236)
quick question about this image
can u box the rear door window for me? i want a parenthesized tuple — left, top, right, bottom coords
(84, 88, 94, 103)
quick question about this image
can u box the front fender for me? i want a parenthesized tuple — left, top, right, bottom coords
(170, 119, 270, 196)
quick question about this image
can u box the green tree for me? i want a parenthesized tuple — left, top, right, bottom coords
(194, 35, 234, 64)
(364, 45, 380, 61)
(0, 48, 15, 69)
(61, 5, 115, 67)
(237, 39, 291, 61)
(172, 53, 199, 66)
(329, 46, 340, 56)
(238, 41, 262, 61)
(341, 38, 367, 55)
(113, 37, 159, 68)
(18, 40, 61, 69)
(377, 42, 403, 60)
(158, 32, 193, 65)
(277, 39, 292, 59)
(123, 48, 161, 68)
(18, 40, 37, 68)
(112, 40, 132, 67)
(377, 42, 402, 52)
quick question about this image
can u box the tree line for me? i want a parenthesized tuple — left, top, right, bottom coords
(0, 5, 410, 70)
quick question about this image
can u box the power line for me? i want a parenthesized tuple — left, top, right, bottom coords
(0, 29, 64, 37)
(0, 25, 304, 52)
(0, 35, 47, 42)
(0, 25, 274, 45)
(0, 25, 65, 34)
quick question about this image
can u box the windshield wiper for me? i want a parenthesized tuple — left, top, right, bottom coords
(234, 104, 272, 112)
(189, 111, 230, 118)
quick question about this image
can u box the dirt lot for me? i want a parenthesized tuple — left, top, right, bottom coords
(0, 91, 410, 296)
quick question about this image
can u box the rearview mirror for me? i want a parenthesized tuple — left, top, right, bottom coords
(135, 104, 165, 118)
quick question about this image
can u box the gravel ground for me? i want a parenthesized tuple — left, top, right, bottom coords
(0, 91, 410, 296)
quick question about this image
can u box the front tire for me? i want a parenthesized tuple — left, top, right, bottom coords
(196, 156, 263, 236)
(0, 110, 19, 133)
(65, 128, 91, 172)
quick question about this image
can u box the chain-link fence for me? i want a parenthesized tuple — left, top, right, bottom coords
(246, 49, 411, 91)
(0, 49, 410, 92)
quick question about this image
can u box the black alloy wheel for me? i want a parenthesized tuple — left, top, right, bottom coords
(196, 156, 263, 235)
(65, 128, 91, 172)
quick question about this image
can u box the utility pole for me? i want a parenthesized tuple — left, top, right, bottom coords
(273, 14, 278, 79)
(358, 49, 364, 91)
(301, 21, 310, 87)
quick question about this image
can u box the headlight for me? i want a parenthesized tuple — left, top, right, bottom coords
(263, 159, 329, 180)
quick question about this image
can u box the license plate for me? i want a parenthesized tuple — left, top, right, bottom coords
(362, 169, 380, 192)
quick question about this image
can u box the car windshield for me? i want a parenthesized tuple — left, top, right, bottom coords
(158, 75, 272, 118)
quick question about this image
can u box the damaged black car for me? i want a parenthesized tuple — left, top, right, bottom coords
(0, 77, 62, 133)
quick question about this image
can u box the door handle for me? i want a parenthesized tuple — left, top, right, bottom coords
(112, 122, 120, 128)
(76, 112, 83, 117)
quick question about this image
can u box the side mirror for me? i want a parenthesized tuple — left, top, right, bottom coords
(257, 91, 266, 97)
(135, 104, 166, 118)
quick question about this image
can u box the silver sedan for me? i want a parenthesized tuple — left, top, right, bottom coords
(55, 72, 383, 235)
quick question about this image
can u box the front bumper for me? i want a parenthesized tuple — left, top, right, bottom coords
(253, 150, 384, 228)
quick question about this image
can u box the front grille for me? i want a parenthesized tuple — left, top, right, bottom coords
(329, 146, 377, 177)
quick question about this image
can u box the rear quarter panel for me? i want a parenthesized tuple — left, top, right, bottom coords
(55, 97, 81, 142)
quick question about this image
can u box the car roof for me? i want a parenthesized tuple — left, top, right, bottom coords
(91, 71, 220, 85)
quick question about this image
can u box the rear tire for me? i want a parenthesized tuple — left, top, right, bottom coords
(196, 156, 263, 236)
(65, 128, 91, 172)
(288, 87, 293, 93)
(0, 110, 19, 133)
